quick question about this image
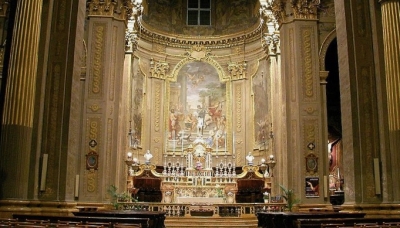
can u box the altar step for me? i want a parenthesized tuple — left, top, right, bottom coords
(165, 216, 258, 228)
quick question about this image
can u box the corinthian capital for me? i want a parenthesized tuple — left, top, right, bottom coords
(290, 0, 320, 19)
(150, 58, 170, 79)
(87, 0, 134, 22)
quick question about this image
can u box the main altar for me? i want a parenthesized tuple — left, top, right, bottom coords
(126, 135, 275, 207)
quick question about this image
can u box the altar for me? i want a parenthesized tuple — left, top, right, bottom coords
(159, 137, 238, 204)
(176, 197, 224, 204)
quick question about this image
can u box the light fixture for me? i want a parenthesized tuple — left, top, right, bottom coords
(125, 151, 140, 176)
(266, 155, 276, 177)
(259, 158, 267, 174)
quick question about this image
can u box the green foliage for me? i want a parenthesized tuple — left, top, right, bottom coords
(107, 185, 132, 210)
(279, 184, 300, 212)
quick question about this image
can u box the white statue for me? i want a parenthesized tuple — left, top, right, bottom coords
(144, 150, 153, 164)
(246, 151, 254, 165)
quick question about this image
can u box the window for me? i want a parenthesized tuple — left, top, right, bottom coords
(187, 0, 211, 26)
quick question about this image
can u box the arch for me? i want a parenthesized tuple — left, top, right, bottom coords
(319, 29, 336, 71)
(169, 56, 228, 82)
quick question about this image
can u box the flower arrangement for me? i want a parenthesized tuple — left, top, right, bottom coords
(215, 184, 223, 197)
(195, 160, 202, 171)
(263, 192, 270, 199)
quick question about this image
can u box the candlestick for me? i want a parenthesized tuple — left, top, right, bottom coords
(181, 131, 184, 154)
(216, 135, 219, 157)
(225, 132, 227, 155)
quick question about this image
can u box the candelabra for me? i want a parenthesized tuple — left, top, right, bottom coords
(126, 152, 140, 176)
(266, 155, 276, 177)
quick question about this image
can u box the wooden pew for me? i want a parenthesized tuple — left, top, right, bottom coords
(12, 214, 150, 228)
(296, 217, 400, 228)
(257, 211, 366, 228)
(73, 210, 166, 228)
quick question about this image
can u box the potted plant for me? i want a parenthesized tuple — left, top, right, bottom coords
(107, 185, 132, 210)
(279, 185, 300, 212)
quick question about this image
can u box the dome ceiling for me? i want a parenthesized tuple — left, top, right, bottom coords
(141, 0, 261, 36)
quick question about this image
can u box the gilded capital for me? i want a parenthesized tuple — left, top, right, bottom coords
(87, 0, 133, 22)
(291, 0, 320, 19)
(270, 0, 287, 25)
(150, 58, 170, 79)
(262, 33, 280, 55)
(228, 62, 247, 81)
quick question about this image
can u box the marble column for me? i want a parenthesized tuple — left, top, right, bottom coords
(0, 0, 42, 199)
(380, 0, 400, 200)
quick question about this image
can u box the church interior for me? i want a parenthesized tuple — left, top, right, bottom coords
(0, 0, 400, 227)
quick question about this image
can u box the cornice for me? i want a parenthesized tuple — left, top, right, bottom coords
(136, 18, 266, 49)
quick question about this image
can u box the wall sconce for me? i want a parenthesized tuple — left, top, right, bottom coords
(266, 155, 276, 177)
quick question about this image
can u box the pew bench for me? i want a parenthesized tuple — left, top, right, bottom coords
(12, 214, 149, 228)
(295, 217, 400, 228)
(257, 211, 366, 228)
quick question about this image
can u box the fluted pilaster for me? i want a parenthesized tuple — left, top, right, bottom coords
(0, 0, 42, 199)
(380, 0, 400, 200)
(381, 0, 400, 132)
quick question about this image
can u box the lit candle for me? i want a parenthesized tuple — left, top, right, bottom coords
(216, 135, 219, 157)
(233, 132, 235, 155)
(181, 131, 184, 154)
(225, 132, 227, 155)
(127, 152, 132, 160)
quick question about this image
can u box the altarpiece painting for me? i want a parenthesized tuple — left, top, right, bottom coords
(166, 61, 228, 155)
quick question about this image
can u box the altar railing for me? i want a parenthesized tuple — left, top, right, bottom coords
(118, 202, 286, 217)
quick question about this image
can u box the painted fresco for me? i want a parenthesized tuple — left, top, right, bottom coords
(167, 62, 227, 154)
(253, 69, 269, 149)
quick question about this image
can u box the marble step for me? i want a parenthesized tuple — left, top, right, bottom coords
(165, 216, 258, 228)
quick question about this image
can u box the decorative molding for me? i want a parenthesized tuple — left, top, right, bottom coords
(87, 170, 97, 192)
(137, 18, 264, 49)
(88, 103, 101, 112)
(153, 81, 162, 132)
(301, 27, 314, 100)
(235, 84, 242, 133)
(57, 0, 66, 31)
(90, 23, 106, 97)
(110, 26, 117, 101)
(319, 29, 336, 71)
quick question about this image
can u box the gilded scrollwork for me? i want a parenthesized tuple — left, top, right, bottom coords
(90, 24, 105, 97)
(302, 27, 314, 100)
